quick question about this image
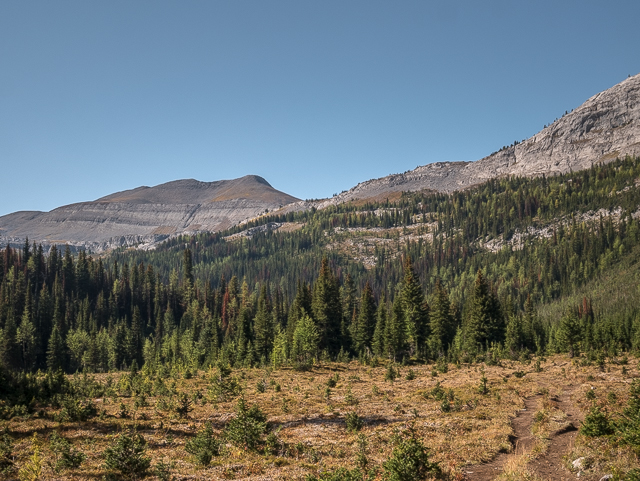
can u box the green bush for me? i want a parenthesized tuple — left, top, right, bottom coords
(619, 378, 640, 449)
(103, 431, 151, 480)
(49, 432, 85, 472)
(385, 364, 398, 382)
(55, 396, 97, 422)
(209, 363, 241, 401)
(0, 429, 14, 474)
(185, 422, 221, 466)
(256, 379, 267, 393)
(345, 412, 364, 432)
(174, 393, 193, 418)
(431, 382, 445, 401)
(382, 429, 441, 480)
(224, 397, 267, 451)
(580, 406, 614, 437)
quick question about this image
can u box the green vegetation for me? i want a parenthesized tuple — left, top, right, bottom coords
(1, 156, 640, 477)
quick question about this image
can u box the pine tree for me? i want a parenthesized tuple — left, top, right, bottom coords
(385, 295, 406, 361)
(16, 305, 36, 370)
(463, 270, 494, 353)
(46, 325, 65, 371)
(401, 257, 428, 358)
(428, 280, 454, 358)
(292, 314, 319, 367)
(558, 310, 581, 357)
(372, 295, 388, 357)
(253, 285, 273, 362)
(311, 258, 342, 356)
(351, 282, 376, 354)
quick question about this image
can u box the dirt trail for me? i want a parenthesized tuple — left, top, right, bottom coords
(465, 395, 541, 480)
(528, 388, 594, 481)
(465, 386, 589, 481)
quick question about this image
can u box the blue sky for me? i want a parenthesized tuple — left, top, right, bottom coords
(1, 1, 639, 216)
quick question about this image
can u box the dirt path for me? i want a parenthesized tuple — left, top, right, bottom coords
(465, 395, 541, 480)
(528, 388, 594, 481)
(465, 387, 590, 481)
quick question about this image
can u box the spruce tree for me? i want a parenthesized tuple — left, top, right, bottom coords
(401, 257, 428, 358)
(351, 282, 376, 355)
(428, 280, 454, 359)
(253, 285, 273, 362)
(372, 295, 388, 357)
(311, 258, 342, 356)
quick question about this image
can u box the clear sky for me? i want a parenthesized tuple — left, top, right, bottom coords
(1, 1, 639, 216)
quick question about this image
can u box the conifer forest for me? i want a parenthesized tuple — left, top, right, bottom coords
(2, 157, 640, 480)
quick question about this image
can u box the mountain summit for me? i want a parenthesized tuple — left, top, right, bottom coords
(0, 175, 298, 252)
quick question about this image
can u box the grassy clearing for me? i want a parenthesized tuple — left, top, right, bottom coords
(2, 355, 638, 480)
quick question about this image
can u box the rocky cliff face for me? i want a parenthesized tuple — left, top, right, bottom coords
(0, 175, 298, 252)
(312, 73, 640, 206)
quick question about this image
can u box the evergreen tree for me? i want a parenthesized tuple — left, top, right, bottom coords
(351, 282, 376, 355)
(428, 280, 455, 358)
(311, 258, 342, 355)
(372, 295, 388, 357)
(558, 310, 581, 357)
(253, 285, 273, 362)
(46, 325, 65, 371)
(292, 314, 319, 367)
(401, 257, 428, 358)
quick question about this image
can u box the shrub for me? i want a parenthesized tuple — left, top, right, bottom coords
(619, 378, 640, 449)
(17, 435, 42, 481)
(264, 430, 282, 456)
(405, 369, 416, 381)
(224, 397, 267, 451)
(185, 422, 221, 466)
(55, 396, 97, 422)
(209, 363, 241, 401)
(580, 406, 614, 437)
(153, 459, 173, 481)
(477, 369, 489, 395)
(345, 412, 364, 433)
(103, 431, 151, 480)
(436, 358, 448, 373)
(0, 429, 14, 474)
(385, 364, 398, 382)
(431, 382, 445, 401)
(382, 429, 441, 480)
(49, 432, 85, 473)
(256, 379, 267, 393)
(345, 385, 359, 406)
(174, 393, 193, 418)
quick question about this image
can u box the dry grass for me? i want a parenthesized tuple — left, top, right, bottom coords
(3, 355, 638, 480)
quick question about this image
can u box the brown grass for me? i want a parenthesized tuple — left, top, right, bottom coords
(4, 355, 638, 480)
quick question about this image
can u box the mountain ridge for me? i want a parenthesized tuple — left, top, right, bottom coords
(2, 73, 640, 251)
(0, 175, 298, 252)
(300, 73, 640, 208)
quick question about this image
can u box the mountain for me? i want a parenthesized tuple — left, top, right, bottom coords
(303, 73, 640, 207)
(2, 73, 640, 251)
(0, 175, 298, 252)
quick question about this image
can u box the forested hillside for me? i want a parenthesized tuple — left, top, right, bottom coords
(1, 157, 640, 385)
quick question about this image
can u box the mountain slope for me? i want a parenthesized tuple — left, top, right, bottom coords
(0, 175, 298, 251)
(307, 73, 640, 207)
